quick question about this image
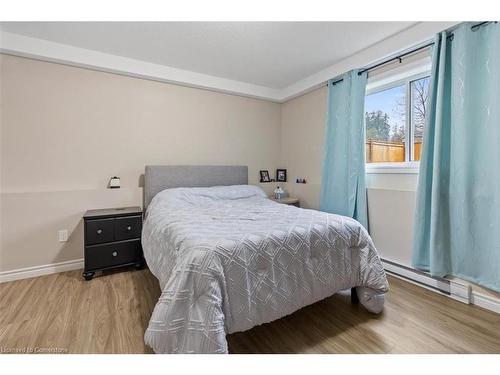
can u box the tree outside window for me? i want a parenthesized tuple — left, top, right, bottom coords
(364, 76, 429, 163)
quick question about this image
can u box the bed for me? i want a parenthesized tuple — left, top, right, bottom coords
(142, 165, 389, 353)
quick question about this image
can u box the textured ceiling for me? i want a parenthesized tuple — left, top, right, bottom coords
(0, 22, 417, 88)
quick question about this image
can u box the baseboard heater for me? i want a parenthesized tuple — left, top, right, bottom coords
(381, 258, 471, 304)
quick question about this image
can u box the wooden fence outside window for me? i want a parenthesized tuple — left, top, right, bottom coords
(365, 140, 422, 163)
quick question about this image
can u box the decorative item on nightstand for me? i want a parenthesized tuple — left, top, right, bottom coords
(273, 186, 285, 200)
(82, 206, 144, 281)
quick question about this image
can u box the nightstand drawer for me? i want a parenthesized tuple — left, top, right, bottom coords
(85, 218, 115, 245)
(84, 240, 141, 271)
(115, 215, 142, 241)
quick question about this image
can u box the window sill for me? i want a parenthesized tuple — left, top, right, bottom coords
(366, 162, 420, 174)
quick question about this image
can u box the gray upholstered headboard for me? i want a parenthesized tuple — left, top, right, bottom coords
(144, 165, 248, 210)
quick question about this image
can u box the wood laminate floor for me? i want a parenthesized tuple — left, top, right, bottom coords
(1, 269, 499, 354)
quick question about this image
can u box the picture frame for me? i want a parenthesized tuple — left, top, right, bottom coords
(260, 170, 271, 182)
(276, 169, 287, 182)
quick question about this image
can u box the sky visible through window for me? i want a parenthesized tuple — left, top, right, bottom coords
(364, 76, 429, 163)
(365, 84, 405, 141)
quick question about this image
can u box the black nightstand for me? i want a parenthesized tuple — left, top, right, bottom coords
(82, 206, 144, 280)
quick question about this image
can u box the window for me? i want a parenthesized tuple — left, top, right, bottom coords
(410, 77, 430, 161)
(365, 75, 430, 164)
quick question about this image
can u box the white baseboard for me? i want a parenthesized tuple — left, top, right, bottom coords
(382, 259, 500, 314)
(0, 259, 84, 283)
(382, 259, 471, 304)
(471, 291, 500, 314)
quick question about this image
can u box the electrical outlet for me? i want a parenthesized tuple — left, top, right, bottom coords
(58, 229, 69, 242)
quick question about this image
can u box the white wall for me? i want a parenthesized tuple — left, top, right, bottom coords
(366, 176, 418, 266)
(0, 54, 281, 272)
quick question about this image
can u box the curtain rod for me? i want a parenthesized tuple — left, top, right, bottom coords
(356, 40, 435, 76)
(327, 21, 497, 87)
(327, 40, 434, 86)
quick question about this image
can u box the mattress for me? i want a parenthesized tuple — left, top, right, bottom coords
(142, 185, 389, 353)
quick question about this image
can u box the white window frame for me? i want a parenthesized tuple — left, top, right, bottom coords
(365, 61, 431, 174)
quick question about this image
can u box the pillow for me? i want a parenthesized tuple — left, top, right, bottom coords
(201, 184, 267, 200)
(151, 185, 267, 210)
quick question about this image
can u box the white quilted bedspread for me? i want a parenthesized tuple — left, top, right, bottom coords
(142, 185, 389, 353)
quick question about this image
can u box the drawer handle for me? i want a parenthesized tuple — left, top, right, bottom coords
(97, 229, 103, 234)
(127, 226, 132, 231)
(112, 251, 118, 257)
